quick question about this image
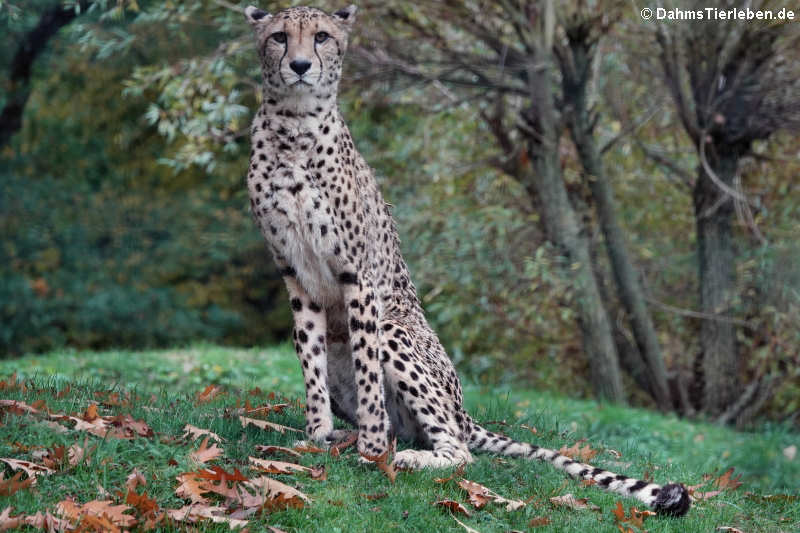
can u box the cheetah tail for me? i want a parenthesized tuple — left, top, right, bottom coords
(467, 421, 691, 517)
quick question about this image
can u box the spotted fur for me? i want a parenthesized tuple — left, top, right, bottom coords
(243, 5, 690, 517)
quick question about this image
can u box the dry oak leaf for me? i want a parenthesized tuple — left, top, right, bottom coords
(239, 416, 302, 434)
(68, 438, 95, 467)
(433, 499, 471, 517)
(0, 472, 34, 497)
(196, 384, 226, 404)
(457, 478, 525, 511)
(0, 458, 54, 484)
(190, 436, 224, 464)
(549, 493, 600, 512)
(360, 448, 397, 483)
(611, 501, 656, 529)
(255, 445, 302, 459)
(329, 431, 358, 457)
(558, 440, 599, 462)
(244, 403, 289, 417)
(362, 492, 388, 501)
(0, 399, 41, 416)
(125, 468, 147, 492)
(248, 456, 310, 475)
(529, 516, 552, 527)
(310, 464, 327, 481)
(167, 504, 248, 530)
(433, 462, 467, 484)
(183, 424, 225, 443)
(0, 373, 25, 392)
(714, 467, 743, 490)
(716, 528, 745, 533)
(238, 475, 311, 511)
(56, 498, 137, 529)
(0, 507, 73, 533)
(292, 443, 327, 453)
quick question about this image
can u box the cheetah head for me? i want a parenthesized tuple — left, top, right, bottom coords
(245, 5, 357, 103)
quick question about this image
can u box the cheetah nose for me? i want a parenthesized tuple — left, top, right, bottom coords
(290, 59, 312, 76)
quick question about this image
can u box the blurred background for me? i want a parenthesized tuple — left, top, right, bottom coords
(1, 0, 798, 426)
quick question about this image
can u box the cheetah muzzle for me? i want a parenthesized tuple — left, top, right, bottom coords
(243, 4, 690, 517)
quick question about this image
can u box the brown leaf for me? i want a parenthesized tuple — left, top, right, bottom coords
(360, 448, 396, 483)
(612, 501, 656, 528)
(362, 492, 388, 501)
(434, 462, 466, 484)
(190, 436, 224, 464)
(529, 516, 552, 527)
(125, 468, 147, 492)
(0, 507, 23, 532)
(16, 510, 73, 532)
(194, 466, 248, 482)
(329, 431, 358, 457)
(68, 438, 95, 467)
(125, 490, 159, 516)
(248, 457, 310, 475)
(458, 479, 491, 509)
(56, 498, 137, 529)
(166, 504, 248, 529)
(239, 475, 311, 511)
(292, 443, 327, 453)
(0, 400, 41, 416)
(0, 458, 54, 483)
(716, 528, 745, 533)
(714, 468, 743, 491)
(244, 403, 289, 417)
(549, 493, 600, 511)
(0, 473, 34, 497)
(433, 499, 471, 517)
(310, 465, 327, 481)
(254, 445, 301, 459)
(196, 384, 225, 404)
(239, 416, 302, 434)
(558, 440, 598, 462)
(183, 424, 225, 443)
(692, 489, 723, 501)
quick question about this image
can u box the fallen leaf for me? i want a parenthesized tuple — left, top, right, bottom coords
(125, 468, 147, 492)
(716, 527, 745, 533)
(434, 462, 467, 484)
(714, 468, 743, 490)
(310, 464, 327, 481)
(692, 489, 723, 501)
(293, 443, 327, 453)
(0, 507, 23, 531)
(0, 400, 41, 416)
(248, 457, 310, 475)
(362, 492, 388, 501)
(360, 448, 396, 483)
(167, 504, 248, 529)
(190, 436, 224, 464)
(433, 499, 471, 517)
(329, 431, 358, 457)
(612, 501, 657, 529)
(0, 458, 54, 483)
(0, 473, 34, 497)
(458, 479, 491, 509)
(239, 475, 311, 511)
(183, 424, 225, 443)
(239, 416, 302, 434)
(255, 445, 301, 459)
(56, 498, 137, 529)
(529, 516, 551, 527)
(196, 385, 225, 404)
(558, 440, 599, 462)
(549, 493, 600, 511)
(68, 437, 95, 467)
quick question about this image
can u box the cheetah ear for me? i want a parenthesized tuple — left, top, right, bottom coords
(332, 5, 357, 29)
(244, 5, 272, 26)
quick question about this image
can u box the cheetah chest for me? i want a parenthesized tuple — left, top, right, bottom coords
(248, 157, 343, 305)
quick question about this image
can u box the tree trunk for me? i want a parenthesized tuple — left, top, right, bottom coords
(693, 149, 740, 416)
(0, 2, 89, 150)
(559, 34, 670, 409)
(519, 59, 624, 403)
(570, 131, 672, 409)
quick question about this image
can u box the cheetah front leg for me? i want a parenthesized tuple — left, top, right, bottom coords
(340, 273, 391, 459)
(281, 273, 335, 444)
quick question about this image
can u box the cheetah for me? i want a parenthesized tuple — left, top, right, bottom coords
(243, 4, 690, 516)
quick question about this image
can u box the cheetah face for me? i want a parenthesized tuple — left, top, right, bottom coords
(245, 5, 356, 99)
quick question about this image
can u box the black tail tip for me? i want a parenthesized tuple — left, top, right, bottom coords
(652, 483, 691, 517)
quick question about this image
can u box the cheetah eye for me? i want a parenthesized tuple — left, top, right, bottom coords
(271, 32, 287, 43)
(314, 31, 329, 44)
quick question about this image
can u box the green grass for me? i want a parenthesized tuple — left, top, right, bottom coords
(2, 345, 798, 532)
